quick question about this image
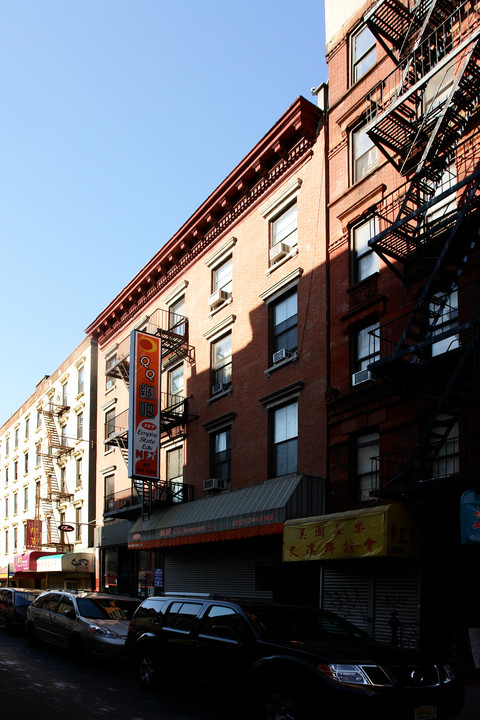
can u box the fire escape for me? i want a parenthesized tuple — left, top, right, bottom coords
(104, 308, 195, 517)
(364, 0, 480, 496)
(36, 395, 74, 550)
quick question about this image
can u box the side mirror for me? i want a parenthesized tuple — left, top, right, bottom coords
(64, 609, 76, 620)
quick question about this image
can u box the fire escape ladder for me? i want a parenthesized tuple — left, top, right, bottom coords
(365, 0, 415, 61)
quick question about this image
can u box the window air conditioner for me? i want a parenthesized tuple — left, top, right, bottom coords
(211, 382, 225, 395)
(352, 369, 375, 386)
(209, 289, 230, 309)
(203, 477, 227, 491)
(273, 348, 292, 364)
(269, 243, 289, 264)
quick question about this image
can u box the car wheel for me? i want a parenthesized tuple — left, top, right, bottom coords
(257, 683, 306, 720)
(137, 651, 158, 689)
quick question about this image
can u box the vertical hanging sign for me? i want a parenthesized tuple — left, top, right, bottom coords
(128, 330, 162, 481)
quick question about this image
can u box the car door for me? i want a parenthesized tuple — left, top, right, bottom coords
(32, 593, 62, 643)
(48, 594, 77, 648)
(192, 604, 255, 688)
(0, 589, 10, 626)
(159, 601, 204, 674)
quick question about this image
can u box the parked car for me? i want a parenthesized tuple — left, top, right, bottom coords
(0, 587, 43, 633)
(126, 593, 464, 720)
(26, 590, 140, 659)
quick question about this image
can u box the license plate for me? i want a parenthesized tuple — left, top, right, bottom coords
(414, 707, 437, 719)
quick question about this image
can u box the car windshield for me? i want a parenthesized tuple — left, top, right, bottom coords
(244, 604, 370, 643)
(16, 592, 39, 606)
(76, 597, 139, 620)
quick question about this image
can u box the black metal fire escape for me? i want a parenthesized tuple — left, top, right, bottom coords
(364, 0, 480, 496)
(104, 308, 195, 517)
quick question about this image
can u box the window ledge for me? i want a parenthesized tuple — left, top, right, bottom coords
(264, 351, 299, 378)
(207, 386, 233, 406)
(208, 296, 233, 318)
(265, 246, 299, 277)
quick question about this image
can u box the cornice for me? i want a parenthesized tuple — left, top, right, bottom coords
(86, 96, 322, 345)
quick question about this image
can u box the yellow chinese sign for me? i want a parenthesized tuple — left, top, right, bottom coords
(283, 504, 417, 562)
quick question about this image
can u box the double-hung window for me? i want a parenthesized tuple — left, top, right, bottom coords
(356, 431, 379, 501)
(270, 202, 298, 261)
(213, 257, 232, 297)
(212, 334, 232, 394)
(211, 428, 231, 483)
(351, 24, 376, 83)
(352, 216, 379, 283)
(352, 122, 377, 183)
(430, 287, 459, 357)
(271, 402, 298, 477)
(168, 365, 184, 406)
(271, 290, 297, 363)
(353, 321, 380, 385)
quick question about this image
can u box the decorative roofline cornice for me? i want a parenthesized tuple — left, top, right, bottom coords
(86, 96, 322, 345)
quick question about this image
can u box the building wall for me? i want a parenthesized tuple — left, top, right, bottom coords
(0, 337, 97, 584)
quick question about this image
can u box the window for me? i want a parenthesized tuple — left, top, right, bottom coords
(5, 467, 8, 486)
(36, 410, 42, 430)
(425, 163, 457, 226)
(76, 412, 84, 440)
(24, 486, 28, 511)
(271, 290, 297, 362)
(356, 432, 379, 501)
(351, 24, 376, 83)
(61, 382, 68, 406)
(14, 428, 19, 449)
(424, 62, 454, 115)
(24, 452, 29, 475)
(430, 287, 459, 357)
(168, 365, 184, 405)
(270, 202, 298, 256)
(76, 457, 83, 488)
(35, 443, 41, 467)
(105, 408, 116, 442)
(353, 321, 380, 381)
(105, 353, 117, 391)
(352, 122, 377, 183)
(13, 526, 17, 552)
(431, 419, 459, 478)
(75, 507, 82, 542)
(77, 365, 85, 395)
(104, 473, 115, 511)
(13, 493, 17, 515)
(211, 334, 232, 393)
(14, 461, 18, 482)
(352, 216, 379, 283)
(271, 402, 298, 477)
(25, 417, 30, 440)
(167, 446, 184, 502)
(5, 436, 9, 456)
(211, 428, 231, 483)
(60, 466, 67, 493)
(5, 497, 8, 519)
(60, 424, 67, 447)
(4, 529, 8, 554)
(169, 296, 186, 336)
(212, 257, 232, 296)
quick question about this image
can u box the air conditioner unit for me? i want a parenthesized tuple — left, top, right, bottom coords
(203, 477, 227, 491)
(209, 289, 230, 309)
(269, 243, 289, 264)
(273, 348, 292, 364)
(352, 369, 375, 386)
(211, 382, 225, 395)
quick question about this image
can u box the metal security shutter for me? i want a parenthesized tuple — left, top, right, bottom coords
(373, 563, 420, 648)
(321, 563, 372, 634)
(163, 538, 277, 599)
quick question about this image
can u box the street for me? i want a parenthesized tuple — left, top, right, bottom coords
(0, 630, 243, 720)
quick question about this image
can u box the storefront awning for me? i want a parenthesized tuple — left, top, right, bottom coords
(283, 504, 418, 562)
(14, 551, 58, 573)
(128, 474, 324, 549)
(36, 552, 96, 573)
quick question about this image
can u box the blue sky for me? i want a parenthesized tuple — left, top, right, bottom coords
(0, 0, 327, 425)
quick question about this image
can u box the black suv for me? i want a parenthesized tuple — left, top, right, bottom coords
(126, 593, 464, 720)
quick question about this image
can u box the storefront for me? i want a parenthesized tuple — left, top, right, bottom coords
(124, 474, 325, 600)
(12, 551, 59, 589)
(36, 552, 96, 591)
(283, 504, 423, 647)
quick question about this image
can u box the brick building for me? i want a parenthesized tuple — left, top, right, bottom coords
(85, 96, 328, 601)
(288, 0, 480, 657)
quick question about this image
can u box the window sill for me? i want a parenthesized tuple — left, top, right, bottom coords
(208, 296, 233, 318)
(265, 247, 298, 277)
(264, 351, 299, 378)
(207, 386, 233, 406)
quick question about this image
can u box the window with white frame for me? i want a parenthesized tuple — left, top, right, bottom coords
(75, 506, 82, 542)
(425, 163, 457, 227)
(76, 457, 83, 488)
(211, 428, 231, 483)
(168, 365, 184, 406)
(271, 289, 297, 362)
(104, 473, 115, 511)
(430, 286, 459, 357)
(105, 352, 117, 391)
(105, 407, 116, 443)
(352, 122, 378, 183)
(270, 202, 298, 256)
(431, 419, 459, 478)
(169, 295, 186, 336)
(211, 334, 232, 394)
(167, 446, 184, 501)
(353, 321, 380, 383)
(424, 61, 454, 115)
(356, 431, 379, 501)
(352, 216, 379, 283)
(351, 24, 376, 84)
(213, 257, 232, 296)
(76, 412, 84, 440)
(271, 401, 298, 478)
(24, 486, 28, 511)
(77, 365, 85, 395)
(25, 416, 30, 440)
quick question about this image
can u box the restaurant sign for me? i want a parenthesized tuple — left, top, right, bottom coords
(283, 504, 417, 562)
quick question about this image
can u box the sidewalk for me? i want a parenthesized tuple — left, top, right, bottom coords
(450, 681, 480, 719)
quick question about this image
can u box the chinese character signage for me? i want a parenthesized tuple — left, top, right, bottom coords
(460, 490, 480, 544)
(283, 504, 417, 562)
(128, 330, 162, 481)
(25, 519, 42, 550)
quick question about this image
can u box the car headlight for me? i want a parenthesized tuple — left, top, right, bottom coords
(318, 663, 393, 686)
(88, 625, 120, 639)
